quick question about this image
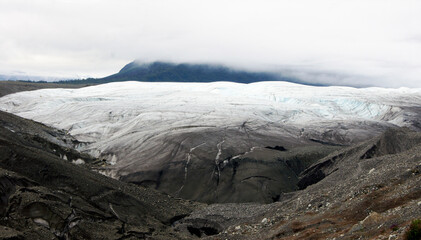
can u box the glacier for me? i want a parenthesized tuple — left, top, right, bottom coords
(1, 81, 421, 203)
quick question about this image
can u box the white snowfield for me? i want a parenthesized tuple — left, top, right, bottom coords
(0, 81, 421, 167)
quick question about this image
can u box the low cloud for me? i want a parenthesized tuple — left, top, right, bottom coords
(0, 0, 420, 87)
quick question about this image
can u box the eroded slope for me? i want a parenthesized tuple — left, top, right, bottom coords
(182, 128, 421, 239)
(0, 110, 198, 239)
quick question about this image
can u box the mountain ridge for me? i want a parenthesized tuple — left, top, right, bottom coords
(61, 61, 326, 86)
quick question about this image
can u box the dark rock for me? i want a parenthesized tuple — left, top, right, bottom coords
(0, 110, 199, 239)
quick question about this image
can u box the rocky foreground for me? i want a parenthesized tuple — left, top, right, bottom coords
(0, 110, 202, 239)
(1, 110, 420, 239)
(183, 127, 421, 239)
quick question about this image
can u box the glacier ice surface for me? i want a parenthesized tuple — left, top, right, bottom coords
(0, 81, 420, 165)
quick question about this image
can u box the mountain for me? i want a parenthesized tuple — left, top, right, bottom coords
(62, 61, 315, 85)
(0, 81, 91, 98)
(0, 73, 70, 82)
(2, 81, 421, 204)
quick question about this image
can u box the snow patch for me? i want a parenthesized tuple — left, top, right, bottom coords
(72, 158, 85, 165)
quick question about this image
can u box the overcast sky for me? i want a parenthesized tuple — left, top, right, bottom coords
(0, 0, 420, 87)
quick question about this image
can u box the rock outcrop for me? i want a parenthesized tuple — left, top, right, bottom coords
(0, 111, 198, 239)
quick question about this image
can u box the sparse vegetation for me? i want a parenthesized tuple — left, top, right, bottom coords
(405, 219, 421, 240)
(390, 224, 399, 231)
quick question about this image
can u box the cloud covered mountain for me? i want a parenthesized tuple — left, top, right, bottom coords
(64, 61, 321, 86)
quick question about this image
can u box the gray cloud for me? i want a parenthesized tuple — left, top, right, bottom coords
(0, 0, 420, 87)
